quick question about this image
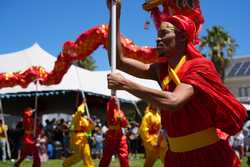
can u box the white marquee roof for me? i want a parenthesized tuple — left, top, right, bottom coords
(0, 43, 160, 101)
(243, 104, 250, 111)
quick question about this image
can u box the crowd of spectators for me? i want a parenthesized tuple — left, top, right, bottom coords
(229, 120, 250, 160)
(3, 115, 250, 164)
(0, 115, 142, 162)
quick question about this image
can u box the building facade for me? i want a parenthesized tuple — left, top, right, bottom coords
(225, 56, 250, 105)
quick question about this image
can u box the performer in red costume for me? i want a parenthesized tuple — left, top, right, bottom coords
(13, 107, 41, 167)
(144, 0, 230, 142)
(106, 0, 247, 166)
(99, 97, 129, 167)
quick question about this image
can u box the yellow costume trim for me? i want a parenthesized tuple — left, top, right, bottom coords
(160, 22, 180, 32)
(143, 0, 164, 11)
(0, 124, 8, 139)
(0, 125, 8, 133)
(25, 130, 33, 135)
(168, 127, 219, 152)
(77, 102, 85, 113)
(109, 125, 121, 130)
(161, 55, 186, 88)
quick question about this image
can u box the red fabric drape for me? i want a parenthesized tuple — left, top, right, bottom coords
(160, 57, 246, 167)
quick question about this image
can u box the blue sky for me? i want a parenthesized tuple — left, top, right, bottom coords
(0, 0, 250, 70)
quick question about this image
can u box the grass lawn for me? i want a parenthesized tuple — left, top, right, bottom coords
(0, 159, 162, 167)
(0, 156, 248, 167)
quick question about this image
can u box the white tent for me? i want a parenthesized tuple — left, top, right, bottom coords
(0, 43, 160, 101)
(243, 104, 250, 111)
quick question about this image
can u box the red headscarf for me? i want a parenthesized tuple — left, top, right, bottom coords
(151, 0, 204, 44)
(162, 15, 203, 59)
(22, 107, 34, 134)
(22, 107, 33, 118)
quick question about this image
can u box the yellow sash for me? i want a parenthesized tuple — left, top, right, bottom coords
(109, 125, 120, 130)
(25, 130, 33, 135)
(143, 0, 163, 10)
(168, 127, 220, 152)
(161, 55, 186, 88)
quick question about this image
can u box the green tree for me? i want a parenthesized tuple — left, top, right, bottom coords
(199, 26, 238, 80)
(74, 56, 97, 71)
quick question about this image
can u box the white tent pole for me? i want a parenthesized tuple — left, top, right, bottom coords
(34, 80, 39, 111)
(0, 96, 11, 158)
(111, 0, 117, 96)
(74, 66, 91, 118)
(33, 80, 39, 137)
(80, 90, 90, 118)
(131, 100, 142, 118)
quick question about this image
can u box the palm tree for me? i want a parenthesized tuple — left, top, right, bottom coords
(74, 56, 97, 71)
(199, 26, 238, 80)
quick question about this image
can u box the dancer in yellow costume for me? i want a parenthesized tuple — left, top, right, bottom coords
(63, 102, 95, 167)
(140, 105, 167, 167)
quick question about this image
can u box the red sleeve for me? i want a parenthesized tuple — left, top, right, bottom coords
(181, 58, 247, 135)
(23, 117, 33, 131)
(106, 97, 117, 125)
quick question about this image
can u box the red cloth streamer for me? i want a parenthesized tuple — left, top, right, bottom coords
(0, 25, 158, 89)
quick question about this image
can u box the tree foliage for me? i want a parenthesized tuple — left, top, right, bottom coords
(199, 26, 238, 80)
(74, 56, 97, 71)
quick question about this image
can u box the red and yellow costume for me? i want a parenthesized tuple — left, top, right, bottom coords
(139, 105, 167, 167)
(158, 15, 247, 167)
(99, 97, 129, 167)
(14, 108, 41, 167)
(63, 102, 95, 167)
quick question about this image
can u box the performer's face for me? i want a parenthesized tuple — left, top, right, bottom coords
(156, 22, 177, 57)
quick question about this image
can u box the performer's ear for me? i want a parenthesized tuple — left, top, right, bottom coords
(176, 31, 188, 43)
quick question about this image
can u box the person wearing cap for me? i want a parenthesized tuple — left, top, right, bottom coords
(63, 102, 95, 167)
(106, 0, 247, 166)
(139, 105, 167, 167)
(13, 107, 41, 167)
(99, 97, 129, 167)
